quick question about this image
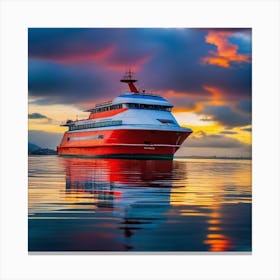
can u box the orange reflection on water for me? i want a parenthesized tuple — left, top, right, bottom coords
(208, 226, 221, 231)
(207, 219, 220, 225)
(170, 158, 251, 208)
(204, 205, 233, 251)
(207, 233, 225, 239)
(204, 238, 233, 252)
(169, 158, 251, 251)
(209, 212, 220, 219)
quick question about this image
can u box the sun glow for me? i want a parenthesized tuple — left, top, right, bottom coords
(28, 103, 89, 133)
(174, 112, 215, 127)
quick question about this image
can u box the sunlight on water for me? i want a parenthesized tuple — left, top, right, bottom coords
(28, 156, 251, 252)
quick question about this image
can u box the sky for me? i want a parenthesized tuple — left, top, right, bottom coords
(28, 28, 252, 157)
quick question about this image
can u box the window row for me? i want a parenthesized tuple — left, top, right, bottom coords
(91, 103, 172, 113)
(124, 103, 172, 111)
(68, 135, 104, 141)
(69, 120, 122, 131)
(92, 104, 122, 113)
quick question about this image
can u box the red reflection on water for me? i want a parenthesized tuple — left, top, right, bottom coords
(63, 157, 174, 190)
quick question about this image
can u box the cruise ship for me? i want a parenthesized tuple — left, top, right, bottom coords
(57, 71, 192, 159)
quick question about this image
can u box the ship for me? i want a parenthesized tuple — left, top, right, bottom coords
(57, 71, 192, 159)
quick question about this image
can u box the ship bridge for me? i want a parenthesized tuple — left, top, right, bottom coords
(112, 93, 173, 107)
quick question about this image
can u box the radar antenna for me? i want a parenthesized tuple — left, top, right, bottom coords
(120, 70, 139, 93)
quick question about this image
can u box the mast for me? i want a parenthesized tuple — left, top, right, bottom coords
(120, 70, 139, 93)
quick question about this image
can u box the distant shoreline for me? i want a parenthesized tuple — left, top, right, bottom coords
(175, 156, 252, 160)
(28, 154, 251, 160)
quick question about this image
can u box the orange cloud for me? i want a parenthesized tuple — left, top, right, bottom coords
(203, 85, 229, 106)
(201, 31, 250, 68)
(163, 86, 234, 114)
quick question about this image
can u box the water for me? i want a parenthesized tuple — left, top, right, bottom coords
(28, 156, 251, 252)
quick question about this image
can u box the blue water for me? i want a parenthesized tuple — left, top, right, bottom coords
(28, 156, 251, 252)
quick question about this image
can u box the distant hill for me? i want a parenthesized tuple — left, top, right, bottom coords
(28, 142, 57, 155)
(28, 142, 41, 152)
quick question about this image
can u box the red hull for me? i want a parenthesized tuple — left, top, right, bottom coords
(57, 129, 191, 158)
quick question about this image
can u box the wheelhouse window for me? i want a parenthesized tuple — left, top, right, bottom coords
(91, 103, 123, 113)
(124, 103, 172, 111)
(157, 119, 175, 124)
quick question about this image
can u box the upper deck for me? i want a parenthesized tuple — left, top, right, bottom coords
(113, 92, 172, 106)
(86, 92, 172, 113)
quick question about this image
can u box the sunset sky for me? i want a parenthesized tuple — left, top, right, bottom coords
(28, 28, 252, 157)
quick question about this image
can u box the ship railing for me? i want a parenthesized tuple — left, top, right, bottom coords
(138, 91, 161, 97)
(95, 100, 113, 108)
(122, 90, 161, 97)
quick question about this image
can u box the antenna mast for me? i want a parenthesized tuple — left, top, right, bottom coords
(120, 70, 139, 93)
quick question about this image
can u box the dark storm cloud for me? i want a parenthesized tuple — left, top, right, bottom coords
(221, 131, 238, 135)
(185, 134, 250, 148)
(28, 59, 118, 104)
(202, 105, 251, 128)
(28, 112, 49, 119)
(236, 99, 252, 114)
(28, 28, 251, 106)
(29, 28, 154, 67)
(29, 28, 113, 59)
(241, 127, 252, 132)
(197, 28, 251, 33)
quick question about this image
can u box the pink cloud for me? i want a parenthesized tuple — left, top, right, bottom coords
(103, 54, 152, 71)
(50, 45, 116, 64)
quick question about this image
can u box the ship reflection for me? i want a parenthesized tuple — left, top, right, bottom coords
(64, 157, 176, 190)
(62, 158, 181, 250)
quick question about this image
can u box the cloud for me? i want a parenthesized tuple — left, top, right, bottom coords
(28, 28, 113, 61)
(221, 131, 238, 135)
(241, 127, 252, 132)
(28, 112, 49, 119)
(201, 31, 251, 68)
(185, 133, 249, 148)
(200, 116, 213, 122)
(28, 28, 154, 70)
(236, 100, 252, 114)
(178, 131, 251, 157)
(201, 105, 251, 128)
(28, 59, 111, 105)
(50, 46, 116, 64)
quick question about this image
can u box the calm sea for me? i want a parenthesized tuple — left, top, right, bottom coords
(28, 156, 251, 252)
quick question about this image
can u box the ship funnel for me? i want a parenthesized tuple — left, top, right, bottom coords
(120, 70, 139, 93)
